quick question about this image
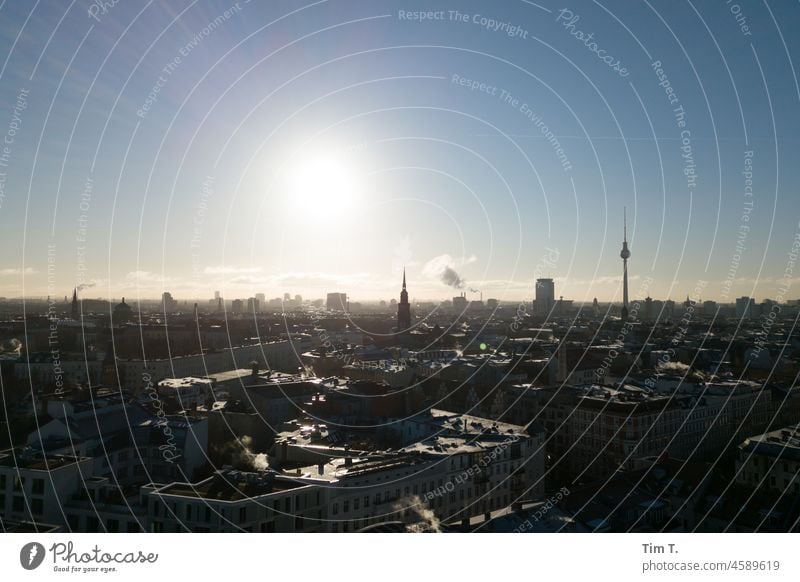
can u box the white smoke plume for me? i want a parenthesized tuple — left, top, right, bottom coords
(393, 495, 441, 532)
(423, 254, 478, 291)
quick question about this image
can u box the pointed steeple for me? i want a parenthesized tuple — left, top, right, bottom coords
(71, 288, 79, 319)
(397, 268, 411, 331)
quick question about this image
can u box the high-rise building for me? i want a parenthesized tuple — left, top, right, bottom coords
(214, 290, 220, 300)
(535, 278, 555, 315)
(255, 293, 265, 305)
(736, 296, 753, 318)
(326, 292, 348, 312)
(397, 269, 411, 331)
(231, 299, 244, 314)
(620, 208, 631, 322)
(162, 292, 178, 313)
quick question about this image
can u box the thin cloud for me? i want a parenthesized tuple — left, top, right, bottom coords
(0, 267, 36, 276)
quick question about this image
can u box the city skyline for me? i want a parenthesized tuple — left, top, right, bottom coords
(2, 0, 800, 547)
(0, 1, 798, 304)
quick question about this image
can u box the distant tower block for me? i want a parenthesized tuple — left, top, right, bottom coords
(620, 208, 631, 322)
(535, 278, 555, 315)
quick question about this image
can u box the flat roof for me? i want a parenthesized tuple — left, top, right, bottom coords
(0, 448, 89, 471)
(158, 472, 307, 501)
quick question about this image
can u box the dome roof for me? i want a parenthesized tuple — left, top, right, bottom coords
(115, 297, 132, 311)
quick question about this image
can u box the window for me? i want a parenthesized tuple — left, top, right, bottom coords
(107, 519, 119, 532)
(332, 503, 338, 515)
(239, 507, 247, 522)
(343, 500, 349, 513)
(353, 498, 360, 510)
(32, 479, 44, 495)
(12, 496, 24, 512)
(31, 498, 43, 515)
(364, 496, 370, 508)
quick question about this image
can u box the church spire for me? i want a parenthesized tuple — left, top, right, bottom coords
(397, 268, 411, 331)
(71, 287, 79, 319)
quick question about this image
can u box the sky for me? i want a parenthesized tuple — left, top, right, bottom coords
(0, 0, 798, 305)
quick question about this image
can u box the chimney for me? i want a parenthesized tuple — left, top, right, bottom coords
(344, 456, 352, 467)
(318, 463, 325, 475)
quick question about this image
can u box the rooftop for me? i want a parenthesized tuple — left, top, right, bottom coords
(157, 470, 307, 501)
(0, 448, 90, 471)
(740, 424, 800, 461)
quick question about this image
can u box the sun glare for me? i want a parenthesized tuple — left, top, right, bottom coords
(284, 153, 360, 220)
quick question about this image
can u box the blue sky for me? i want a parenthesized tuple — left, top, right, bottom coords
(0, 0, 798, 304)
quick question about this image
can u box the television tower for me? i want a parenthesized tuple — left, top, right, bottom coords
(620, 208, 631, 322)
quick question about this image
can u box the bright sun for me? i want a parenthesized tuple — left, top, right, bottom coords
(284, 153, 360, 220)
